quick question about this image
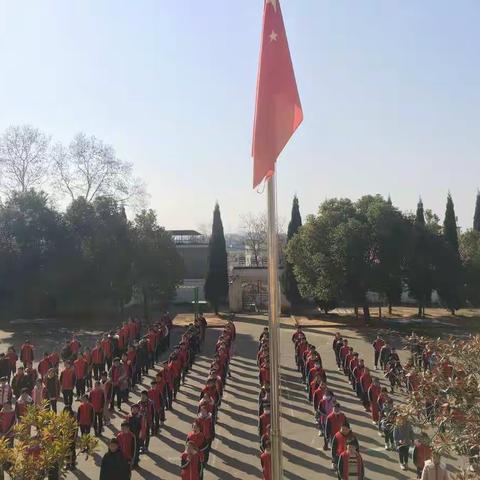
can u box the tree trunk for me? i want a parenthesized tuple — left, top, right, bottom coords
(388, 304, 392, 315)
(418, 305, 422, 317)
(354, 306, 359, 318)
(378, 306, 382, 319)
(214, 300, 219, 316)
(363, 305, 370, 321)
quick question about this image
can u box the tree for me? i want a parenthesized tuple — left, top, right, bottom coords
(415, 197, 425, 225)
(63, 196, 133, 314)
(286, 198, 374, 317)
(460, 229, 480, 306)
(0, 403, 96, 479)
(437, 193, 464, 313)
(0, 190, 74, 316)
(443, 193, 459, 253)
(204, 203, 229, 314)
(51, 133, 145, 207)
(283, 195, 303, 309)
(356, 195, 409, 314)
(474, 191, 480, 232)
(405, 221, 436, 317)
(240, 213, 267, 267)
(132, 210, 184, 319)
(0, 125, 50, 193)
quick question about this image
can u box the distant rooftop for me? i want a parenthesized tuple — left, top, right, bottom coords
(168, 229, 202, 236)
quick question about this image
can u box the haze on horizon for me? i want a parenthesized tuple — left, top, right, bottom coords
(1, 0, 479, 233)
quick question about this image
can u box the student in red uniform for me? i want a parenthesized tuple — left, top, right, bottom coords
(180, 442, 202, 480)
(20, 340, 34, 368)
(186, 420, 208, 465)
(70, 336, 81, 356)
(138, 391, 154, 452)
(261, 438, 272, 480)
(89, 381, 106, 436)
(412, 437, 432, 479)
(37, 352, 51, 380)
(109, 357, 126, 411)
(91, 341, 105, 381)
(325, 403, 349, 451)
(0, 401, 17, 447)
(367, 378, 382, 424)
(6, 347, 18, 381)
(337, 440, 365, 479)
(117, 422, 136, 471)
(74, 354, 88, 399)
(101, 336, 113, 370)
(77, 394, 94, 436)
(60, 361, 76, 407)
(197, 404, 214, 463)
(259, 407, 271, 438)
(331, 425, 360, 472)
(148, 381, 161, 435)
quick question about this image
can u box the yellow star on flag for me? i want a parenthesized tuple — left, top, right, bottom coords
(266, 0, 277, 13)
(269, 30, 278, 42)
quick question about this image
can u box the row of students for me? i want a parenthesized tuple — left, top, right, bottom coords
(180, 321, 235, 480)
(332, 332, 437, 479)
(257, 329, 271, 480)
(292, 327, 365, 480)
(97, 316, 204, 479)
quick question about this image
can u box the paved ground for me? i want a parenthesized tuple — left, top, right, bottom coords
(0, 314, 466, 479)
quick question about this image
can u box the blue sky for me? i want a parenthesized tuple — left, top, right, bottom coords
(1, 1, 479, 232)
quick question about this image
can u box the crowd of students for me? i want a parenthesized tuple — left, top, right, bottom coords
(292, 328, 364, 480)
(332, 331, 450, 479)
(0, 313, 216, 479)
(180, 321, 235, 480)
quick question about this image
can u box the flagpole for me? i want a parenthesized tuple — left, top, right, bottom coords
(267, 172, 283, 479)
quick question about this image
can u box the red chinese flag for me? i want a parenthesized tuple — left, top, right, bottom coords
(252, 0, 303, 188)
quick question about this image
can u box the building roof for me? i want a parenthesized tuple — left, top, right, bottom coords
(168, 229, 202, 236)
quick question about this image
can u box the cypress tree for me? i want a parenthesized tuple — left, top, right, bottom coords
(474, 191, 480, 232)
(204, 203, 229, 315)
(415, 198, 425, 225)
(284, 195, 303, 308)
(443, 193, 459, 253)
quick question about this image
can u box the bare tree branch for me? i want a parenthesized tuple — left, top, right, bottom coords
(0, 125, 50, 193)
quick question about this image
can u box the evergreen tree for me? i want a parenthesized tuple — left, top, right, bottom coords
(443, 193, 459, 252)
(438, 193, 464, 313)
(204, 203, 229, 314)
(474, 191, 480, 232)
(415, 198, 425, 225)
(283, 195, 303, 308)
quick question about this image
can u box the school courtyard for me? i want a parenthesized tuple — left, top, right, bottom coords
(0, 313, 466, 480)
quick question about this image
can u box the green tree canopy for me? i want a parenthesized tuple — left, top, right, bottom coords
(132, 209, 184, 319)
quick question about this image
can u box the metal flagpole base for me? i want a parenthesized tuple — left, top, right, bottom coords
(267, 173, 283, 479)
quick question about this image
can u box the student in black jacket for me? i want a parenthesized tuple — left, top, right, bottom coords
(100, 438, 130, 480)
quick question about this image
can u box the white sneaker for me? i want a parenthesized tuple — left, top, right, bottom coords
(400, 464, 406, 470)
